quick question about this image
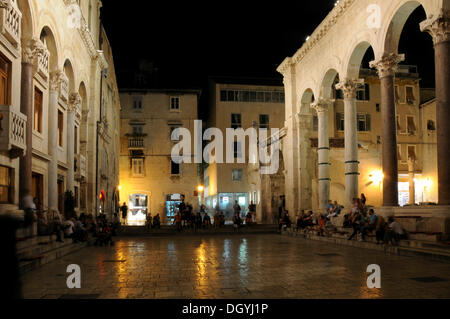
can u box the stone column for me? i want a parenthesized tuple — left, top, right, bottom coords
(370, 53, 404, 207)
(421, 12, 450, 205)
(48, 71, 63, 212)
(19, 39, 44, 208)
(408, 157, 416, 205)
(296, 112, 313, 211)
(67, 93, 81, 193)
(311, 99, 332, 211)
(336, 79, 364, 206)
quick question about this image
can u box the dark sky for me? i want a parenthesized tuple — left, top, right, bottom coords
(101, 1, 435, 93)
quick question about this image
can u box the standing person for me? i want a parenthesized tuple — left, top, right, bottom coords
(248, 201, 257, 224)
(146, 213, 152, 231)
(0, 214, 23, 299)
(376, 214, 386, 245)
(153, 213, 161, 229)
(233, 213, 241, 232)
(233, 201, 241, 220)
(120, 202, 128, 225)
(48, 209, 64, 243)
(175, 212, 182, 232)
(22, 193, 37, 239)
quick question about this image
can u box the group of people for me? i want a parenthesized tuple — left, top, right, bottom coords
(344, 196, 406, 245)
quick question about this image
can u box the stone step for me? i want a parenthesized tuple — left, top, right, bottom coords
(19, 240, 87, 275)
(16, 235, 57, 252)
(283, 229, 450, 263)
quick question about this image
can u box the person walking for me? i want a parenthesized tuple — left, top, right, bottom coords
(120, 202, 128, 225)
(233, 213, 242, 232)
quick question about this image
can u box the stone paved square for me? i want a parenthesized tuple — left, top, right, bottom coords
(20, 234, 450, 299)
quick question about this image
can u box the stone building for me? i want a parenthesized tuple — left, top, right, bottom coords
(0, 0, 120, 220)
(119, 89, 201, 225)
(204, 77, 285, 221)
(277, 0, 449, 236)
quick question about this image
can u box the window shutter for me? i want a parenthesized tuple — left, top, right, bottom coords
(365, 84, 370, 101)
(366, 114, 371, 131)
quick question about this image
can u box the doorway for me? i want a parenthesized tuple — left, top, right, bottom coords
(128, 193, 148, 226)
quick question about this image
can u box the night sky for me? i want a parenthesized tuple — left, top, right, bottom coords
(101, 0, 435, 114)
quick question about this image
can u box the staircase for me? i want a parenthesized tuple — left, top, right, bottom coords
(119, 224, 278, 236)
(283, 226, 450, 263)
(17, 235, 88, 275)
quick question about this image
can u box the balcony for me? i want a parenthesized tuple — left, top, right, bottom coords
(0, 1, 21, 48)
(74, 153, 86, 180)
(128, 137, 144, 149)
(0, 105, 27, 158)
(36, 48, 50, 80)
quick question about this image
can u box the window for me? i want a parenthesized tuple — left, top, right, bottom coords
(356, 84, 370, 101)
(336, 113, 345, 131)
(170, 160, 180, 175)
(231, 113, 242, 129)
(397, 116, 402, 131)
(376, 103, 380, 112)
(133, 96, 142, 109)
(170, 125, 181, 140)
(74, 125, 78, 154)
(232, 169, 243, 181)
(406, 86, 416, 105)
(395, 85, 405, 104)
(0, 165, 12, 204)
(132, 158, 144, 177)
(357, 114, 371, 132)
(408, 145, 416, 160)
(407, 116, 416, 135)
(427, 120, 436, 131)
(234, 141, 242, 159)
(0, 54, 10, 105)
(34, 87, 43, 133)
(170, 97, 180, 110)
(132, 125, 144, 135)
(377, 136, 381, 144)
(57, 110, 64, 147)
(398, 145, 402, 161)
(259, 114, 269, 129)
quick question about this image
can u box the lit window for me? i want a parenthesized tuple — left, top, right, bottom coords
(232, 169, 243, 181)
(132, 158, 144, 177)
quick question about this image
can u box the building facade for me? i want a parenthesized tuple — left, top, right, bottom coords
(0, 0, 120, 220)
(119, 89, 201, 225)
(204, 78, 285, 221)
(276, 0, 449, 236)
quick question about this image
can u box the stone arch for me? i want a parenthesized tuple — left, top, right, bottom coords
(320, 68, 340, 100)
(17, 0, 34, 40)
(382, 1, 430, 54)
(39, 26, 59, 72)
(344, 40, 377, 80)
(63, 59, 75, 93)
(299, 88, 315, 114)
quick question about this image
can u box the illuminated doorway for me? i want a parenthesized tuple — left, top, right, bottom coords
(128, 194, 148, 226)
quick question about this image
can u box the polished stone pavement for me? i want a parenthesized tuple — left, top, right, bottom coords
(21, 234, 450, 299)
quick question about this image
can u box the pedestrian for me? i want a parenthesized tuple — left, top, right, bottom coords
(233, 200, 241, 219)
(376, 214, 386, 244)
(146, 213, 152, 231)
(22, 193, 37, 239)
(48, 209, 64, 243)
(248, 201, 257, 223)
(175, 212, 182, 232)
(233, 212, 242, 232)
(153, 213, 161, 229)
(120, 202, 128, 225)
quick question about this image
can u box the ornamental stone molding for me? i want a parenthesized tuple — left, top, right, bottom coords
(311, 99, 333, 115)
(335, 79, 364, 100)
(369, 53, 405, 78)
(68, 93, 82, 113)
(49, 70, 65, 92)
(420, 10, 450, 45)
(21, 38, 46, 66)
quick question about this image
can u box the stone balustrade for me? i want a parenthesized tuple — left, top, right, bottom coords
(0, 0, 21, 48)
(37, 48, 50, 80)
(128, 137, 144, 149)
(0, 105, 27, 157)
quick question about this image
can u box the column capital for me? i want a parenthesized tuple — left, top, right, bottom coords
(335, 79, 364, 100)
(420, 10, 450, 45)
(369, 53, 405, 78)
(68, 93, 82, 113)
(311, 98, 333, 115)
(21, 37, 46, 66)
(0, 0, 12, 9)
(49, 70, 67, 93)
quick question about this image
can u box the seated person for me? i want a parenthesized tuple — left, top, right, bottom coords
(384, 217, 406, 245)
(62, 218, 75, 239)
